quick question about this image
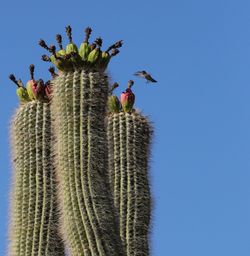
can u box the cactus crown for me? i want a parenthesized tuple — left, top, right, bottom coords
(108, 80, 136, 114)
(39, 25, 123, 72)
(9, 65, 56, 104)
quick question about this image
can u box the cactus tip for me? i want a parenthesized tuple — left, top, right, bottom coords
(95, 37, 103, 47)
(38, 39, 50, 51)
(85, 26, 92, 34)
(109, 82, 119, 93)
(115, 40, 123, 48)
(56, 34, 62, 42)
(9, 74, 18, 85)
(56, 34, 63, 49)
(111, 48, 119, 57)
(84, 26, 92, 43)
(42, 55, 51, 62)
(29, 64, 35, 80)
(128, 80, 134, 88)
(48, 66, 57, 78)
(65, 25, 73, 42)
(49, 45, 56, 54)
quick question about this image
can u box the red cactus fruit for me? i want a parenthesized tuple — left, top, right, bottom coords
(120, 88, 135, 112)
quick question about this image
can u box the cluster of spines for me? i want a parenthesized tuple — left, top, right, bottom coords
(8, 65, 57, 104)
(107, 111, 152, 256)
(39, 25, 122, 72)
(9, 101, 65, 256)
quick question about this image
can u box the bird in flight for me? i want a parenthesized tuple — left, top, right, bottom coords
(134, 70, 157, 83)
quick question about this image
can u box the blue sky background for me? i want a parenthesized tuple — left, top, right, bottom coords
(0, 0, 250, 255)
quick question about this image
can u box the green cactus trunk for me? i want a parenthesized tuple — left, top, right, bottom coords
(9, 101, 65, 256)
(51, 70, 124, 256)
(107, 112, 152, 256)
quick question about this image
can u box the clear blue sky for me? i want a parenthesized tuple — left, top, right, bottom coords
(1, 0, 250, 255)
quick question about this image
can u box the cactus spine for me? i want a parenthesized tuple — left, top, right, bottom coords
(9, 101, 65, 256)
(108, 112, 152, 256)
(51, 70, 124, 256)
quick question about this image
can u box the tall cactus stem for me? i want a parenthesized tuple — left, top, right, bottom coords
(52, 69, 125, 256)
(9, 102, 65, 256)
(108, 112, 153, 256)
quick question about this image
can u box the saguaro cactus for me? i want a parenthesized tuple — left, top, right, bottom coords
(39, 26, 125, 255)
(107, 84, 153, 255)
(8, 25, 155, 256)
(8, 68, 65, 256)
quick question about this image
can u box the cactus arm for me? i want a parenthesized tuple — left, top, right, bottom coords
(8, 102, 65, 256)
(108, 112, 152, 256)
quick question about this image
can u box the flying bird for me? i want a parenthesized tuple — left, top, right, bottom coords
(134, 70, 157, 83)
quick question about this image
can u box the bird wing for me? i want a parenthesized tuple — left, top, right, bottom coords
(134, 71, 144, 77)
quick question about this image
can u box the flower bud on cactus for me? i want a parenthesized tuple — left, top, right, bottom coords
(65, 25, 78, 53)
(48, 66, 58, 79)
(108, 95, 121, 113)
(106, 40, 123, 52)
(16, 86, 30, 103)
(42, 55, 51, 62)
(32, 79, 47, 102)
(56, 34, 66, 56)
(26, 64, 36, 100)
(65, 26, 82, 66)
(120, 80, 135, 112)
(49, 45, 68, 71)
(88, 39, 101, 64)
(108, 82, 120, 113)
(38, 39, 50, 51)
(79, 27, 92, 61)
(9, 74, 30, 103)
